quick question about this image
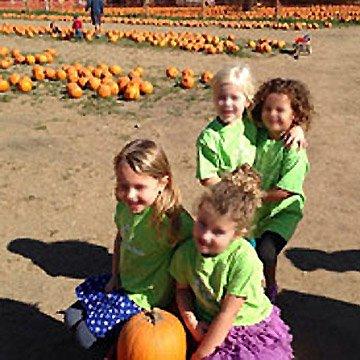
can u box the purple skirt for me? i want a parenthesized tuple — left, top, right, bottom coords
(205, 306, 293, 360)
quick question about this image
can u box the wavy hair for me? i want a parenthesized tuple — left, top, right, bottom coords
(114, 139, 182, 245)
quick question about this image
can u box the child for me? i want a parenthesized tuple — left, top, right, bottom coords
(196, 64, 307, 187)
(64, 139, 193, 349)
(250, 78, 312, 302)
(72, 14, 83, 40)
(170, 165, 293, 359)
(49, 21, 61, 35)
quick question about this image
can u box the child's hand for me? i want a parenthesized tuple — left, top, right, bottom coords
(281, 126, 308, 149)
(184, 312, 208, 342)
(105, 274, 119, 292)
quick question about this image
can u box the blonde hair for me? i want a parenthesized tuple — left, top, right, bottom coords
(114, 139, 182, 245)
(211, 64, 255, 102)
(199, 164, 262, 234)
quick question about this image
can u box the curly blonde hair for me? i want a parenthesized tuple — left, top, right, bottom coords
(251, 78, 313, 131)
(199, 164, 262, 234)
(114, 139, 182, 245)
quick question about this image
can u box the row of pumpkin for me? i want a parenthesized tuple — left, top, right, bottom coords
(0, 46, 218, 99)
(1, 5, 360, 22)
(0, 24, 287, 55)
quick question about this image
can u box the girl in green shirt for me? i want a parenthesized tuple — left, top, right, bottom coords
(251, 78, 313, 302)
(171, 165, 293, 359)
(64, 139, 193, 349)
(196, 64, 307, 187)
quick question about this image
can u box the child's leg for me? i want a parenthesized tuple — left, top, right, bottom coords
(256, 231, 287, 300)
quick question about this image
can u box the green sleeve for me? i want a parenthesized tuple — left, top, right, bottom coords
(277, 148, 309, 195)
(243, 116, 258, 146)
(196, 132, 219, 180)
(227, 251, 258, 298)
(169, 244, 189, 285)
(178, 210, 194, 244)
(114, 202, 126, 230)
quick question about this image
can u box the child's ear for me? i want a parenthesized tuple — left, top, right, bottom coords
(159, 175, 169, 190)
(236, 227, 248, 237)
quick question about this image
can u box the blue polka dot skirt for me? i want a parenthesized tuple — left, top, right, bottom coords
(75, 274, 141, 338)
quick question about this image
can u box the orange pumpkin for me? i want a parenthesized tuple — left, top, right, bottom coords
(200, 71, 214, 84)
(88, 77, 101, 91)
(166, 66, 179, 79)
(181, 75, 195, 89)
(182, 67, 194, 77)
(8, 73, 21, 86)
(67, 82, 82, 98)
(0, 79, 10, 92)
(117, 76, 130, 93)
(117, 309, 186, 360)
(56, 69, 67, 81)
(97, 84, 112, 98)
(18, 77, 33, 92)
(109, 65, 122, 76)
(123, 82, 140, 101)
(139, 80, 153, 95)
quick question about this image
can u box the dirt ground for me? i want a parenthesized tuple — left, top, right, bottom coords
(0, 20, 359, 359)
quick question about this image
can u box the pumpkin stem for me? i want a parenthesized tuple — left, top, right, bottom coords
(145, 308, 162, 325)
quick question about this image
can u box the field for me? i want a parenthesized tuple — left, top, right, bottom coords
(0, 14, 359, 360)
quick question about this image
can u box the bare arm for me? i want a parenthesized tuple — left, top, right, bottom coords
(282, 125, 307, 149)
(105, 230, 122, 292)
(176, 283, 207, 342)
(262, 187, 293, 202)
(192, 294, 244, 359)
(200, 176, 221, 187)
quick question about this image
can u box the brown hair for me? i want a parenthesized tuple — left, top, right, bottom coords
(199, 164, 262, 234)
(114, 139, 182, 245)
(251, 78, 313, 131)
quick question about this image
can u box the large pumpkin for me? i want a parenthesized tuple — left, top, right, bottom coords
(117, 308, 186, 360)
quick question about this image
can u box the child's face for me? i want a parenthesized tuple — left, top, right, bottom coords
(193, 202, 237, 256)
(115, 161, 168, 214)
(213, 83, 248, 125)
(262, 93, 294, 135)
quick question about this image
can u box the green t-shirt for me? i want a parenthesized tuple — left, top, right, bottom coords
(170, 238, 272, 326)
(252, 129, 310, 241)
(114, 202, 193, 310)
(196, 116, 257, 180)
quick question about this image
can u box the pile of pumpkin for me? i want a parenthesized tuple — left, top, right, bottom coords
(247, 38, 286, 53)
(60, 63, 153, 100)
(0, 45, 154, 100)
(1, 4, 360, 24)
(165, 66, 213, 89)
(0, 46, 56, 70)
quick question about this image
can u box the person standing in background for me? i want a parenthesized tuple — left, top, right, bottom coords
(85, 0, 104, 37)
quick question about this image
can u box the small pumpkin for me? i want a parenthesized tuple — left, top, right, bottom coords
(123, 82, 140, 101)
(0, 79, 10, 92)
(8, 73, 21, 86)
(97, 84, 112, 98)
(139, 80, 153, 95)
(117, 308, 186, 360)
(166, 66, 179, 79)
(67, 82, 82, 98)
(181, 75, 195, 89)
(18, 77, 33, 92)
(200, 71, 214, 84)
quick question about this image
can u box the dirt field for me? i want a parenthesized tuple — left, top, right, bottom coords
(0, 20, 359, 359)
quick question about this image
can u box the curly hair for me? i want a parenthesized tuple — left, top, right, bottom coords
(199, 164, 263, 234)
(113, 139, 183, 245)
(251, 78, 313, 131)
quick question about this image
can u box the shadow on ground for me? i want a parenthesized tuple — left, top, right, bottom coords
(7, 238, 112, 279)
(285, 247, 360, 272)
(277, 289, 360, 360)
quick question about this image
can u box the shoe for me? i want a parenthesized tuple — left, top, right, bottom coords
(265, 284, 278, 303)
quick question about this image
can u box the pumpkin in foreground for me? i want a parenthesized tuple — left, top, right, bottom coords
(117, 308, 186, 360)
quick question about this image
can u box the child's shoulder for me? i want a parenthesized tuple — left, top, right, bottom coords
(174, 238, 196, 257)
(197, 117, 222, 141)
(230, 239, 263, 269)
